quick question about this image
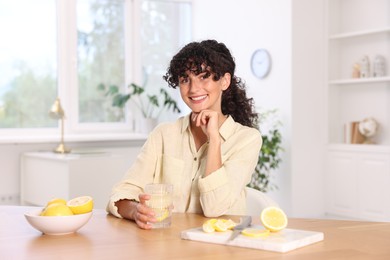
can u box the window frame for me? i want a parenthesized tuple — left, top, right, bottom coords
(66, 0, 135, 135)
(0, 0, 192, 143)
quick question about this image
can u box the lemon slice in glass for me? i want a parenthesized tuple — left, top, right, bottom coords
(155, 208, 169, 221)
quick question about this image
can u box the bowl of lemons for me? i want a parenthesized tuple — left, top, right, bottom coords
(24, 196, 94, 235)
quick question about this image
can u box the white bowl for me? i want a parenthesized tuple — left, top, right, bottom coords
(24, 209, 93, 235)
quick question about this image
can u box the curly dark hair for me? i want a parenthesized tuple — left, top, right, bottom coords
(163, 39, 258, 128)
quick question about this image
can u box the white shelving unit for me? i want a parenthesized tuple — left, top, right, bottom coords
(325, 0, 390, 221)
(327, 0, 390, 146)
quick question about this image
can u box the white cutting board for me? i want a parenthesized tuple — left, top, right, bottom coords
(181, 225, 324, 253)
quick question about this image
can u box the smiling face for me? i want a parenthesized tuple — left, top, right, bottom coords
(179, 69, 231, 113)
(164, 40, 236, 115)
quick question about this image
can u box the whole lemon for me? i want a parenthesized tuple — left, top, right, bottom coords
(41, 203, 74, 216)
(46, 198, 67, 207)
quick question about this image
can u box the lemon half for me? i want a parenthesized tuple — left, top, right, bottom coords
(66, 196, 94, 215)
(260, 206, 288, 232)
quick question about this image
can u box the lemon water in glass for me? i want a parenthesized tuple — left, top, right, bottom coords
(145, 183, 173, 228)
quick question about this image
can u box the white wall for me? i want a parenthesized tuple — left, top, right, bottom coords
(290, 0, 326, 217)
(192, 0, 293, 214)
(192, 0, 326, 218)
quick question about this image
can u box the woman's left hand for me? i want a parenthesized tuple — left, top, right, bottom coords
(192, 110, 220, 140)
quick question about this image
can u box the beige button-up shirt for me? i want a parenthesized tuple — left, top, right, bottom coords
(107, 114, 262, 217)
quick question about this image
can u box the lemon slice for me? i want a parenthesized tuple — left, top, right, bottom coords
(67, 196, 94, 215)
(260, 206, 288, 232)
(202, 219, 217, 233)
(155, 208, 169, 221)
(214, 219, 230, 232)
(241, 228, 270, 238)
(201, 218, 237, 233)
(41, 203, 74, 216)
(223, 219, 237, 230)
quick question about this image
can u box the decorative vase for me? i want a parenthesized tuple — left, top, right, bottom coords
(373, 55, 386, 77)
(359, 55, 370, 78)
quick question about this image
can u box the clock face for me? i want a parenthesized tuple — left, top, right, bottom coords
(251, 49, 271, 79)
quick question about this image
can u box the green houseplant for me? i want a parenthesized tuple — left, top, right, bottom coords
(98, 82, 181, 119)
(248, 109, 283, 193)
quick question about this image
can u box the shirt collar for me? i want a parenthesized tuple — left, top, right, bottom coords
(181, 114, 191, 134)
(219, 115, 236, 141)
(181, 113, 237, 141)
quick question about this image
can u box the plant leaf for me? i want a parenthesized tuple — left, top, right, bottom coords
(112, 94, 130, 108)
(107, 85, 119, 96)
(148, 95, 159, 107)
(97, 83, 106, 91)
(130, 83, 144, 95)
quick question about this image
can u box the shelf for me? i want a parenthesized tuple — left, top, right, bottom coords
(329, 76, 390, 85)
(328, 143, 390, 153)
(329, 27, 390, 40)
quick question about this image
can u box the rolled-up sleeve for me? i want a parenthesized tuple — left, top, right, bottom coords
(106, 130, 159, 218)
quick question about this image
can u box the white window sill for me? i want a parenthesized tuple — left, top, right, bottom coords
(0, 133, 148, 144)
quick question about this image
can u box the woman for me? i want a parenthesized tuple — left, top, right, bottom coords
(107, 39, 262, 229)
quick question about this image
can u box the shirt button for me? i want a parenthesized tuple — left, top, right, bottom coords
(194, 157, 197, 161)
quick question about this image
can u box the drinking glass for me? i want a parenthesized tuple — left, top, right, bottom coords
(145, 183, 173, 228)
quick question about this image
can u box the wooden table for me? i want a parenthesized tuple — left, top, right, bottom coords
(1, 206, 390, 259)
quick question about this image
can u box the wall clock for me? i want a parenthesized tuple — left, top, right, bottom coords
(250, 49, 272, 79)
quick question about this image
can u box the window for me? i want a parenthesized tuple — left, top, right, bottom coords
(77, 0, 126, 123)
(0, 0, 192, 139)
(139, 0, 192, 122)
(0, 0, 57, 128)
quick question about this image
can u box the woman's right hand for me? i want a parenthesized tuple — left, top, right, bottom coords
(133, 193, 157, 229)
(115, 194, 156, 230)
